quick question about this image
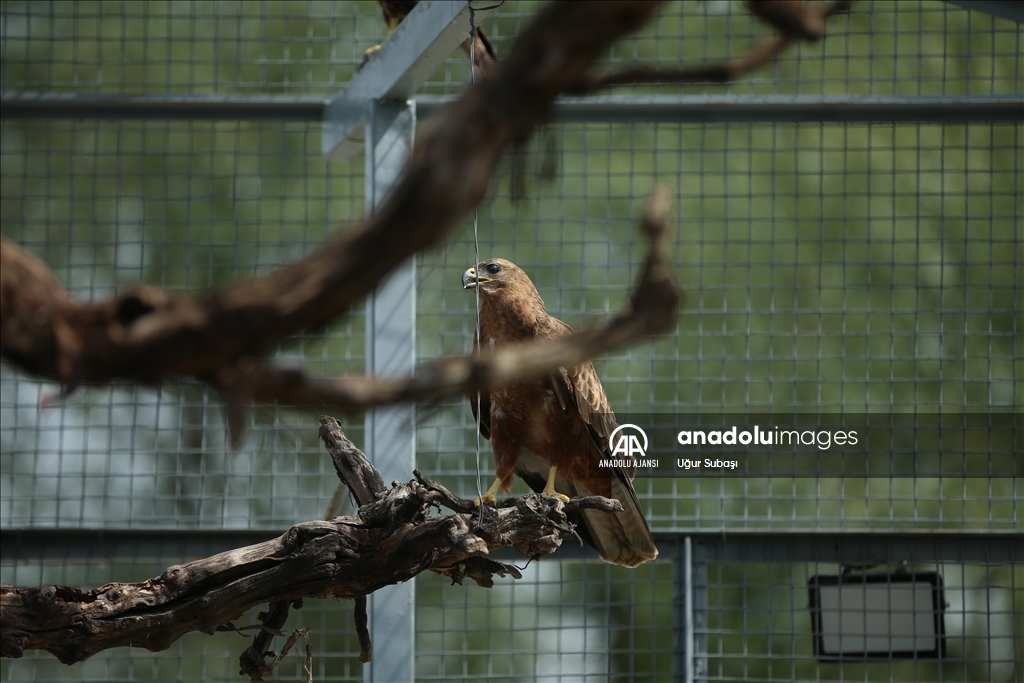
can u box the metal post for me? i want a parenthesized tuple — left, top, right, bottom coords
(364, 98, 417, 683)
(319, 7, 495, 675)
(674, 536, 709, 683)
(692, 539, 708, 681)
(674, 536, 693, 683)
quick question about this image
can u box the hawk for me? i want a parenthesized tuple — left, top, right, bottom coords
(463, 258, 658, 567)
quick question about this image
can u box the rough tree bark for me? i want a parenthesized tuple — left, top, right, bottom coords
(0, 416, 620, 674)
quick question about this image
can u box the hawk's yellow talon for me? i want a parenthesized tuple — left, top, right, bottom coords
(542, 465, 570, 502)
(474, 477, 502, 506)
(541, 488, 571, 503)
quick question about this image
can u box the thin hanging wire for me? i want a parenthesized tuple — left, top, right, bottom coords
(469, 3, 485, 518)
(468, 0, 504, 520)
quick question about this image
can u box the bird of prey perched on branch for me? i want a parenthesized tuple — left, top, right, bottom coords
(463, 259, 658, 567)
(368, 0, 497, 74)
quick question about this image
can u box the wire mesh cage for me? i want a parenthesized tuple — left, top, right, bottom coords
(1, 1, 1021, 682)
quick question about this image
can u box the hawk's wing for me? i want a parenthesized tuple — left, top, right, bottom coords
(537, 315, 618, 467)
(525, 315, 658, 567)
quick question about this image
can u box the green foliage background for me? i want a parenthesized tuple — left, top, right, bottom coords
(0, 1, 1020, 681)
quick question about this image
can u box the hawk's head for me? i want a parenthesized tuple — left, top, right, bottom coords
(461, 258, 535, 297)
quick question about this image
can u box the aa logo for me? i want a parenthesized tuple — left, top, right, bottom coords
(609, 424, 648, 458)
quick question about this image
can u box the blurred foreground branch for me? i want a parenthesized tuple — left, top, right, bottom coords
(0, 416, 620, 673)
(571, 0, 853, 93)
(0, 1, 667, 439)
(0, 0, 864, 444)
(0, 0, 856, 442)
(243, 188, 677, 410)
(1, 182, 677, 446)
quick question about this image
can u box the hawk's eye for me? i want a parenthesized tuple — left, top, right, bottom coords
(486, 263, 501, 275)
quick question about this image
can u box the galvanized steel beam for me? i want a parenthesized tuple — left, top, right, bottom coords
(4, 94, 1021, 124)
(321, 0, 498, 161)
(363, 99, 418, 683)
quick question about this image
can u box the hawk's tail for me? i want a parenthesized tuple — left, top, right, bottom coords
(574, 477, 658, 568)
(514, 450, 658, 567)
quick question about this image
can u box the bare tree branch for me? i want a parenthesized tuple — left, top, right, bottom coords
(237, 599, 301, 682)
(2, 182, 679, 447)
(240, 188, 678, 411)
(0, 1, 858, 443)
(0, 417, 619, 665)
(0, 1, 666, 400)
(353, 596, 371, 664)
(570, 0, 852, 93)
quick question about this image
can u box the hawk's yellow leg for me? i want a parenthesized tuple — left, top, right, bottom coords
(542, 465, 571, 503)
(474, 477, 502, 506)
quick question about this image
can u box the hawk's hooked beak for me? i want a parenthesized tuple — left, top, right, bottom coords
(462, 267, 492, 290)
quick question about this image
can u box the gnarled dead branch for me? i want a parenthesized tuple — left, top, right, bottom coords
(0, 416, 620, 669)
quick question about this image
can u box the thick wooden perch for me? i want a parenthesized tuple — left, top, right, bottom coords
(0, 416, 620, 671)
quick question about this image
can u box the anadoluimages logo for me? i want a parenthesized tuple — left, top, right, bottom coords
(609, 424, 648, 458)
